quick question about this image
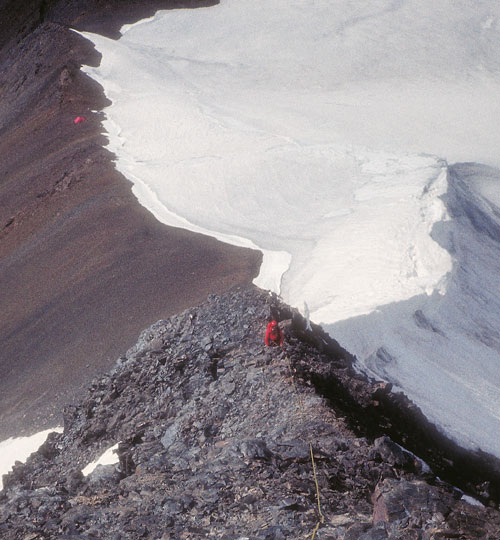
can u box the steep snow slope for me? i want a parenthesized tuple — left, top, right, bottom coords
(80, 1, 500, 455)
(330, 163, 500, 454)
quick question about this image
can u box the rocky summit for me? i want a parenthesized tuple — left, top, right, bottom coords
(1, 286, 500, 539)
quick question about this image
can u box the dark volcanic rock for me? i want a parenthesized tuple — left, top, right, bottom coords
(373, 478, 456, 531)
(1, 286, 500, 539)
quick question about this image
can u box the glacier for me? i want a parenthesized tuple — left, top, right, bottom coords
(79, 0, 500, 457)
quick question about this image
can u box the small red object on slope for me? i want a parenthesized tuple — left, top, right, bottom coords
(265, 320, 284, 347)
(73, 116, 86, 125)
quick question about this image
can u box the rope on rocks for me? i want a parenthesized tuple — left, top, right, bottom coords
(285, 355, 325, 539)
(309, 441, 325, 539)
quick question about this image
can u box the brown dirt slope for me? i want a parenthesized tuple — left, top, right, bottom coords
(0, 0, 260, 439)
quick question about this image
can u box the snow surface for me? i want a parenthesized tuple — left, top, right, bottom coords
(82, 443, 120, 476)
(461, 494, 485, 508)
(80, 1, 500, 457)
(0, 427, 63, 490)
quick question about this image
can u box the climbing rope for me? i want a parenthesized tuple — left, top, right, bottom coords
(285, 355, 325, 539)
(310, 441, 325, 539)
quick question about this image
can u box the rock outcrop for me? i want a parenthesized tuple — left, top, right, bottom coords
(1, 286, 500, 539)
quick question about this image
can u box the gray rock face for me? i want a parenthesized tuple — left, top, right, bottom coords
(373, 478, 455, 530)
(1, 286, 500, 539)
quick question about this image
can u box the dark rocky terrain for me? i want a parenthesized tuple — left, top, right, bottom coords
(2, 286, 500, 539)
(0, 0, 259, 440)
(3, 2, 500, 538)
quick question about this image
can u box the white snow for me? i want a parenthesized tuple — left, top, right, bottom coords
(82, 443, 120, 476)
(79, 1, 500, 457)
(461, 494, 485, 508)
(0, 427, 63, 490)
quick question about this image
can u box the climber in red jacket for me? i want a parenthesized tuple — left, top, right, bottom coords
(265, 320, 284, 347)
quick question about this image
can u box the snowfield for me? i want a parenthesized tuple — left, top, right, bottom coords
(80, 0, 500, 456)
(0, 428, 63, 490)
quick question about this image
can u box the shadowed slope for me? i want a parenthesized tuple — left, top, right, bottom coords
(0, 0, 259, 440)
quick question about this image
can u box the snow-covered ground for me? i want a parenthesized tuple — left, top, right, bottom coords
(0, 428, 63, 490)
(82, 442, 119, 476)
(80, 1, 500, 457)
(0, 431, 119, 489)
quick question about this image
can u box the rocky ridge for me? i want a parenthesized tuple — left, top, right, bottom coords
(1, 286, 500, 539)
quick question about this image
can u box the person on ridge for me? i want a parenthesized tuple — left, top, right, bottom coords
(265, 320, 284, 347)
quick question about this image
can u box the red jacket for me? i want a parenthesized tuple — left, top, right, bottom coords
(265, 321, 283, 346)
